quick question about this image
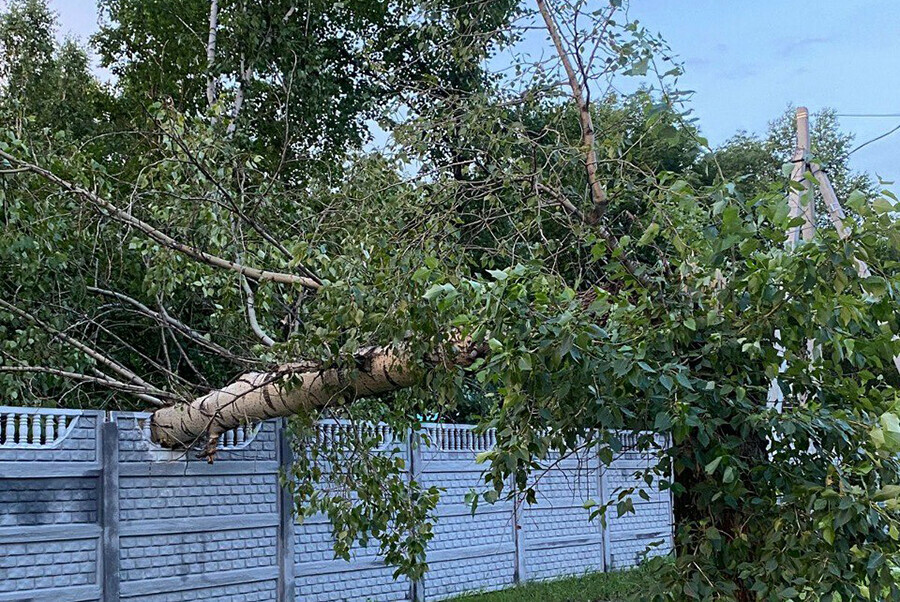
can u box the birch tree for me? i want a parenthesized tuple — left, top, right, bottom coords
(4, 1, 900, 598)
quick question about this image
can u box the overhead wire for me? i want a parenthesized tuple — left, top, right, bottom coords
(846, 123, 900, 157)
(835, 113, 900, 118)
(826, 113, 900, 157)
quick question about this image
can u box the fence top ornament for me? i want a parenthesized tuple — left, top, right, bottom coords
(420, 422, 498, 452)
(0, 406, 83, 449)
(0, 406, 665, 466)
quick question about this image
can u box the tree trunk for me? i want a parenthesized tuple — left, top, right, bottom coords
(150, 347, 419, 450)
(206, 0, 219, 108)
(535, 0, 609, 219)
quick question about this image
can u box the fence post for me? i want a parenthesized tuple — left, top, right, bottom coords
(598, 443, 611, 573)
(100, 417, 120, 601)
(408, 426, 425, 602)
(511, 477, 527, 583)
(277, 419, 296, 602)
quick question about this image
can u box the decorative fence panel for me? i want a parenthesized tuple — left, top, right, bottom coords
(292, 422, 411, 602)
(0, 407, 104, 602)
(521, 450, 604, 583)
(602, 433, 674, 571)
(0, 406, 673, 601)
(113, 413, 282, 601)
(417, 424, 517, 600)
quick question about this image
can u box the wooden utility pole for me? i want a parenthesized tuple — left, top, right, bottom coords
(778, 104, 884, 403)
(783, 105, 872, 277)
(811, 161, 872, 277)
(777, 105, 875, 411)
(787, 107, 814, 246)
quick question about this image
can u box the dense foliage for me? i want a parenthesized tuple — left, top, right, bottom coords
(2, 1, 900, 599)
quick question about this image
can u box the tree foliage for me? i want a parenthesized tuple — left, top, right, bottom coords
(2, 1, 900, 599)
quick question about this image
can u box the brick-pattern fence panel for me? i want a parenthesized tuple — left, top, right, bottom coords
(602, 433, 674, 570)
(113, 413, 282, 601)
(293, 526, 412, 602)
(291, 421, 414, 601)
(0, 407, 673, 601)
(522, 451, 604, 582)
(0, 407, 103, 602)
(418, 425, 517, 601)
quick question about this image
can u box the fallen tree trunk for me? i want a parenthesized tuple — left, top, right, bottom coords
(150, 348, 416, 450)
(150, 343, 481, 455)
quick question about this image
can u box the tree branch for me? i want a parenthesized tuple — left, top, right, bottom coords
(536, 0, 608, 220)
(0, 298, 169, 400)
(226, 54, 252, 137)
(240, 275, 276, 347)
(86, 285, 249, 363)
(0, 366, 169, 406)
(0, 150, 320, 288)
(536, 182, 647, 285)
(206, 0, 219, 108)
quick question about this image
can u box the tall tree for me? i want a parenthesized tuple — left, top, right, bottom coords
(94, 0, 520, 175)
(2, 1, 900, 598)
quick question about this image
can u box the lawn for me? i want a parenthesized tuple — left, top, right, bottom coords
(445, 565, 654, 602)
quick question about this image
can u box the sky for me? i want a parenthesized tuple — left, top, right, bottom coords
(626, 0, 900, 182)
(49, 0, 900, 182)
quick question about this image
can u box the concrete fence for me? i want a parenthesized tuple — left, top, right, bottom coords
(0, 406, 672, 601)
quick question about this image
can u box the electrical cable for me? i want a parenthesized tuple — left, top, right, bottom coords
(846, 123, 900, 157)
(835, 113, 900, 118)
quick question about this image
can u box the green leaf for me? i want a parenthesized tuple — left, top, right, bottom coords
(873, 197, 894, 213)
(779, 588, 799, 598)
(637, 222, 660, 246)
(654, 411, 672, 431)
(862, 276, 887, 297)
(675, 371, 694, 390)
(705, 457, 722, 475)
(474, 451, 492, 464)
(517, 355, 532, 371)
(822, 525, 834, 545)
(422, 283, 456, 301)
(627, 57, 649, 76)
(847, 190, 868, 211)
(873, 485, 900, 502)
(875, 413, 900, 452)
(722, 467, 736, 484)
(659, 374, 674, 391)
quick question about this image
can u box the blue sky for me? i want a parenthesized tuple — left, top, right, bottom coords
(51, 0, 900, 181)
(626, 0, 900, 182)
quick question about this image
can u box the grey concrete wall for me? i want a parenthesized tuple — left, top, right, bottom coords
(0, 406, 672, 601)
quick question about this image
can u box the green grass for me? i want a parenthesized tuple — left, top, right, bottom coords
(445, 565, 654, 602)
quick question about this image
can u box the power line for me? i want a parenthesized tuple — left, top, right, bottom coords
(836, 113, 900, 118)
(847, 122, 900, 156)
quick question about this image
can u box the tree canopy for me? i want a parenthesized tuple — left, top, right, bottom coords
(2, 1, 900, 599)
